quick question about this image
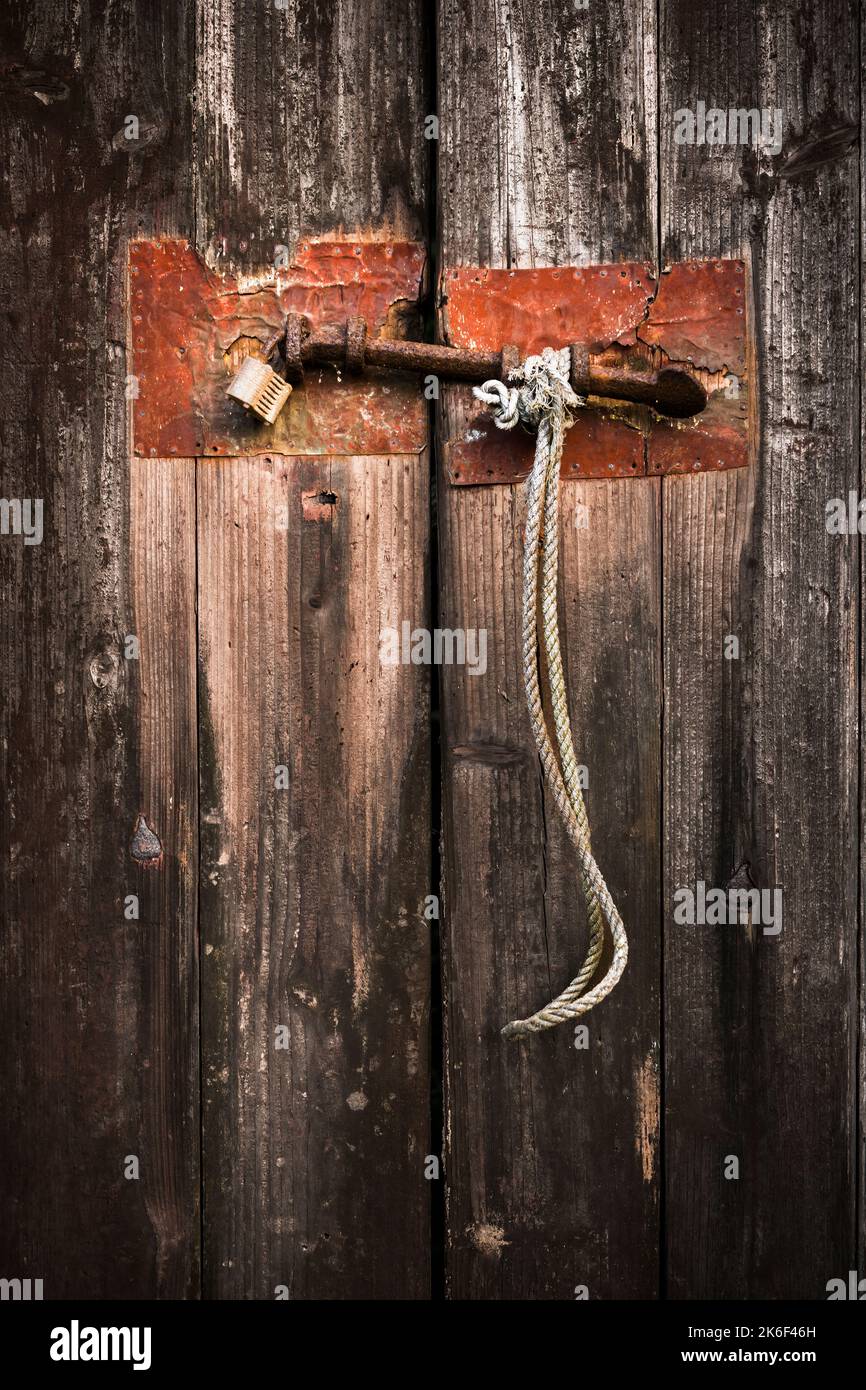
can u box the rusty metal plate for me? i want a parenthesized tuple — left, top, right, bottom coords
(129, 238, 428, 458)
(441, 259, 751, 484)
(444, 263, 658, 354)
(641, 259, 746, 375)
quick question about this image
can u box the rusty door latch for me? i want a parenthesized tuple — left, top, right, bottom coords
(227, 313, 708, 422)
(129, 240, 751, 478)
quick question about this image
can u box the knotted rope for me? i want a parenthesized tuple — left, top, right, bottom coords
(474, 348, 628, 1039)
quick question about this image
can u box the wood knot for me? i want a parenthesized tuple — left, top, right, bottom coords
(89, 648, 120, 690)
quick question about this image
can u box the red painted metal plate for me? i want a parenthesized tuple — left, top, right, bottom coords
(641, 259, 746, 375)
(441, 259, 751, 484)
(129, 238, 428, 458)
(444, 263, 658, 354)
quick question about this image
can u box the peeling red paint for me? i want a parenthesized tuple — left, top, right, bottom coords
(129, 238, 428, 459)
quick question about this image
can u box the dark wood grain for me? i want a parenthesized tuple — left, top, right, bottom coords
(660, 0, 860, 1298)
(194, 0, 432, 1299)
(0, 2, 199, 1296)
(193, 0, 429, 276)
(437, 0, 662, 1299)
(861, 0, 866, 1287)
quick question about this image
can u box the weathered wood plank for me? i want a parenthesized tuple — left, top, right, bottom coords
(0, 2, 199, 1296)
(861, 0, 866, 1286)
(437, 0, 662, 1299)
(660, 0, 860, 1297)
(198, 454, 430, 1298)
(193, 0, 431, 1300)
(129, 459, 200, 1296)
(193, 0, 429, 272)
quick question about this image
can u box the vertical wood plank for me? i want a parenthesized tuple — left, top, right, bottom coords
(198, 455, 430, 1298)
(0, 2, 199, 1295)
(437, 0, 662, 1299)
(861, 0, 866, 1285)
(193, 0, 431, 1299)
(194, 0, 429, 270)
(130, 459, 200, 1297)
(660, 0, 860, 1297)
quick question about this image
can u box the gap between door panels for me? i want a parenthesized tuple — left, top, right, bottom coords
(424, 0, 446, 1304)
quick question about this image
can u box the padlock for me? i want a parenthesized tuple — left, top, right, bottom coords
(226, 328, 292, 424)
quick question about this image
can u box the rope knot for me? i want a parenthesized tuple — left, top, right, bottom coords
(473, 346, 582, 431)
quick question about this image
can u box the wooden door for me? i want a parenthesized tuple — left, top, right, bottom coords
(0, 0, 862, 1302)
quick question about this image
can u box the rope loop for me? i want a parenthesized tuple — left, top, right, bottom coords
(474, 345, 628, 1040)
(473, 378, 520, 429)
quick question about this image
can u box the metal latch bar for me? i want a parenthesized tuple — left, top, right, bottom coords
(235, 314, 707, 419)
